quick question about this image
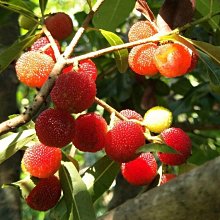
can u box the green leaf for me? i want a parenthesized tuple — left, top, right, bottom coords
(100, 29, 128, 73)
(0, 31, 40, 74)
(137, 143, 178, 154)
(82, 155, 119, 202)
(93, 0, 135, 31)
(59, 161, 96, 220)
(199, 50, 220, 85)
(49, 197, 68, 220)
(39, 0, 48, 16)
(0, 0, 37, 19)
(0, 129, 36, 164)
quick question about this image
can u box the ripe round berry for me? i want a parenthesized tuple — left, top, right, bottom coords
(15, 51, 54, 88)
(26, 175, 61, 211)
(128, 20, 158, 42)
(22, 143, 62, 178)
(63, 59, 97, 81)
(121, 153, 157, 186)
(72, 113, 107, 152)
(35, 108, 75, 148)
(143, 106, 172, 133)
(105, 121, 145, 163)
(158, 127, 192, 165)
(128, 43, 158, 76)
(45, 12, 73, 40)
(50, 72, 96, 113)
(160, 173, 177, 185)
(30, 36, 61, 61)
(153, 43, 192, 78)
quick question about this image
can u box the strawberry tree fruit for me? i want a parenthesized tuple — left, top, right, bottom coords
(35, 108, 75, 148)
(128, 43, 158, 76)
(45, 12, 73, 40)
(22, 143, 62, 178)
(105, 121, 145, 163)
(50, 71, 96, 113)
(160, 173, 177, 185)
(158, 127, 192, 165)
(143, 106, 173, 133)
(121, 152, 157, 186)
(15, 51, 55, 88)
(63, 59, 98, 81)
(72, 113, 108, 152)
(128, 20, 158, 42)
(153, 43, 192, 78)
(26, 175, 61, 211)
(30, 36, 61, 61)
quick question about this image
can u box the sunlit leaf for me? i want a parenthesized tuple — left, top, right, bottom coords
(59, 161, 96, 220)
(100, 29, 128, 73)
(39, 0, 48, 16)
(0, 129, 36, 164)
(82, 155, 119, 202)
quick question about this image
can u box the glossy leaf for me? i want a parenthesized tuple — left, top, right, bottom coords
(39, 0, 48, 15)
(49, 197, 68, 220)
(137, 143, 178, 154)
(0, 129, 36, 165)
(93, 0, 135, 31)
(82, 155, 119, 202)
(59, 161, 96, 220)
(100, 29, 128, 73)
(0, 31, 40, 74)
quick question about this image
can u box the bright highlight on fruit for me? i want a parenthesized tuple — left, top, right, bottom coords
(15, 51, 55, 88)
(158, 127, 192, 165)
(143, 106, 173, 133)
(72, 113, 108, 152)
(26, 175, 61, 211)
(35, 108, 75, 148)
(121, 152, 157, 186)
(105, 121, 145, 163)
(22, 143, 62, 178)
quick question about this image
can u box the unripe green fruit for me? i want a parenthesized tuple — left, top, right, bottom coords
(18, 15, 37, 30)
(143, 106, 172, 133)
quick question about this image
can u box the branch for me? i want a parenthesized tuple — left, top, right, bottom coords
(99, 156, 220, 220)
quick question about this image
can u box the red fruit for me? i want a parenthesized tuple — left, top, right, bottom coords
(45, 12, 73, 40)
(187, 52, 198, 72)
(30, 36, 61, 61)
(72, 113, 107, 152)
(160, 173, 177, 185)
(15, 51, 54, 88)
(105, 121, 145, 163)
(158, 127, 192, 165)
(121, 153, 157, 186)
(22, 143, 62, 178)
(63, 59, 97, 81)
(128, 20, 158, 42)
(50, 72, 96, 113)
(26, 175, 61, 211)
(153, 43, 192, 78)
(128, 43, 158, 76)
(35, 108, 75, 148)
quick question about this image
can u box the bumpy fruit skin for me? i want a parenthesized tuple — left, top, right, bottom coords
(30, 36, 61, 61)
(128, 21, 158, 42)
(158, 127, 192, 165)
(128, 43, 158, 76)
(22, 143, 62, 178)
(26, 175, 61, 211)
(121, 153, 157, 186)
(143, 106, 172, 133)
(45, 12, 73, 40)
(160, 173, 177, 185)
(15, 51, 54, 88)
(35, 108, 75, 148)
(72, 113, 107, 152)
(63, 59, 97, 81)
(105, 121, 145, 163)
(153, 43, 192, 78)
(50, 72, 96, 113)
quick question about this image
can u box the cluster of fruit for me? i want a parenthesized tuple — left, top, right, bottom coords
(128, 20, 197, 78)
